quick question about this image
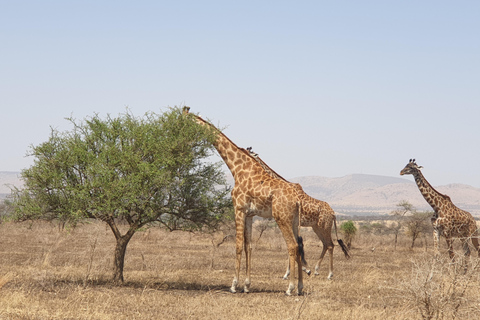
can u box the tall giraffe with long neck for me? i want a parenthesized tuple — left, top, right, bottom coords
(247, 147, 349, 280)
(184, 107, 304, 295)
(400, 159, 479, 259)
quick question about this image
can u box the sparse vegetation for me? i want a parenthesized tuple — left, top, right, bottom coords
(1, 219, 479, 319)
(392, 254, 480, 319)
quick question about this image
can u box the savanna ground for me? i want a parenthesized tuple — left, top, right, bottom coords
(1, 219, 480, 320)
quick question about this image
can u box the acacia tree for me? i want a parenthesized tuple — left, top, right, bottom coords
(7, 108, 232, 283)
(405, 211, 432, 249)
(390, 201, 415, 250)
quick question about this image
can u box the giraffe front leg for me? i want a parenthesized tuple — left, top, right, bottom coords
(285, 251, 296, 296)
(243, 216, 253, 293)
(278, 223, 302, 296)
(471, 235, 480, 257)
(433, 229, 441, 257)
(230, 213, 246, 294)
(461, 239, 471, 273)
(283, 258, 290, 280)
(296, 251, 304, 296)
(446, 238, 455, 261)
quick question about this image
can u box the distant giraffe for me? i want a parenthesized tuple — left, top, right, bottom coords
(183, 107, 304, 295)
(400, 159, 480, 259)
(247, 147, 349, 280)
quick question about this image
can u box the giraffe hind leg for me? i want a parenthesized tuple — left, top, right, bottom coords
(283, 237, 312, 280)
(297, 236, 311, 276)
(470, 232, 480, 257)
(314, 245, 328, 276)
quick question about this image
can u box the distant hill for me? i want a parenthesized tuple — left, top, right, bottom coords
(3, 171, 480, 217)
(291, 174, 480, 217)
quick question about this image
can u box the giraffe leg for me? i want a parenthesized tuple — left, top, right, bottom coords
(312, 225, 334, 279)
(230, 211, 245, 293)
(314, 245, 327, 276)
(471, 235, 480, 257)
(243, 216, 253, 293)
(277, 222, 303, 296)
(446, 238, 455, 261)
(292, 213, 304, 295)
(461, 238, 471, 273)
(462, 239, 471, 257)
(283, 254, 310, 280)
(327, 245, 334, 280)
(433, 230, 441, 257)
(283, 258, 290, 280)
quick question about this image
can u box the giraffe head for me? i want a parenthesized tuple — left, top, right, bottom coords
(400, 159, 423, 176)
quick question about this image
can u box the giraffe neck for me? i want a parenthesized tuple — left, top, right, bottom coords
(412, 170, 450, 214)
(192, 115, 260, 179)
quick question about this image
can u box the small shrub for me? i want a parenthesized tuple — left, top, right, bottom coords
(340, 220, 357, 249)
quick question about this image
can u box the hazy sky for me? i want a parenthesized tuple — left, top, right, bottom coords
(1, 1, 479, 187)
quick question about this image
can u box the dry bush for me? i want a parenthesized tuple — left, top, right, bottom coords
(391, 252, 480, 319)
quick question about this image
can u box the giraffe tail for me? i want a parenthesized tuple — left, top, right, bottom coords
(334, 217, 351, 259)
(296, 236, 307, 266)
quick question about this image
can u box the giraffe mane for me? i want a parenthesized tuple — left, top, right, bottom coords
(416, 168, 451, 201)
(250, 153, 289, 182)
(186, 110, 270, 169)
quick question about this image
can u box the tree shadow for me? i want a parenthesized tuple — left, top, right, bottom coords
(4, 274, 285, 295)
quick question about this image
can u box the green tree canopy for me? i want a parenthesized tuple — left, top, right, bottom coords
(340, 220, 357, 249)
(7, 107, 232, 282)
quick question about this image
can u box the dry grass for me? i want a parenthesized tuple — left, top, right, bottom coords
(0, 220, 480, 319)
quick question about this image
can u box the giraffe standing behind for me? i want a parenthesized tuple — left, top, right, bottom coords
(184, 107, 304, 296)
(400, 159, 480, 259)
(247, 147, 349, 280)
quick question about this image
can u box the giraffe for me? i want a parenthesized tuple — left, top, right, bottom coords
(400, 159, 480, 259)
(246, 147, 349, 280)
(183, 107, 304, 295)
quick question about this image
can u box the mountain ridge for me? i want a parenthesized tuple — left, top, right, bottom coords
(2, 171, 479, 216)
(291, 174, 480, 216)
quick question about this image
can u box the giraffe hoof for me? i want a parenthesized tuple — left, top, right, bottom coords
(305, 270, 311, 276)
(229, 288, 237, 294)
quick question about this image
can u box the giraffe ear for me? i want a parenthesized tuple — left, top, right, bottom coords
(418, 166, 423, 169)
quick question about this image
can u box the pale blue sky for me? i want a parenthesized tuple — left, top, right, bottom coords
(1, 1, 479, 187)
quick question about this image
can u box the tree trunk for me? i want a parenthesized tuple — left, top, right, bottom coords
(105, 218, 137, 284)
(411, 233, 418, 249)
(112, 235, 133, 283)
(394, 233, 398, 251)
